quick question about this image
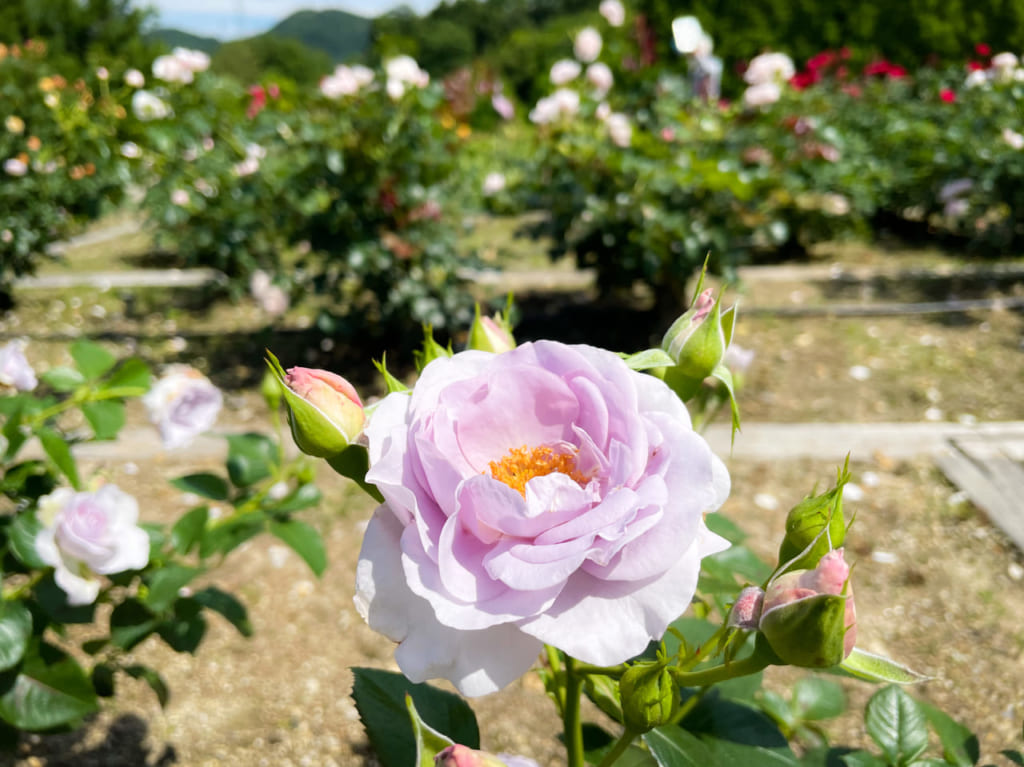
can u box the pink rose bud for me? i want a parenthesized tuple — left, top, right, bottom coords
(727, 585, 765, 630)
(467, 306, 516, 354)
(283, 366, 365, 456)
(660, 287, 734, 400)
(759, 548, 856, 667)
(435, 745, 519, 767)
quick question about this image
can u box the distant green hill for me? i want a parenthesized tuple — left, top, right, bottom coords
(147, 28, 221, 55)
(269, 9, 372, 62)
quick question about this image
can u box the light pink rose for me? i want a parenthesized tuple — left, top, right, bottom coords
(143, 366, 222, 449)
(35, 485, 150, 605)
(549, 59, 581, 86)
(131, 90, 170, 121)
(744, 52, 795, 86)
(482, 172, 507, 196)
(586, 62, 614, 96)
(599, 0, 625, 27)
(491, 93, 515, 120)
(0, 341, 37, 391)
(124, 68, 145, 88)
(743, 81, 782, 107)
(606, 112, 632, 147)
(355, 341, 730, 695)
(573, 27, 603, 63)
(3, 158, 28, 177)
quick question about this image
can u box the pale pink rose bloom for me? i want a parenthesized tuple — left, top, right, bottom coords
(586, 62, 614, 96)
(482, 172, 506, 195)
(257, 285, 289, 316)
(550, 59, 581, 86)
(172, 47, 210, 73)
(606, 112, 632, 147)
(143, 366, 222, 449)
(744, 52, 795, 86)
(131, 90, 170, 121)
(120, 141, 141, 159)
(0, 341, 37, 391)
(1, 229, 12, 244)
(964, 69, 990, 89)
(991, 51, 1018, 76)
(491, 93, 515, 120)
(939, 178, 973, 203)
(573, 27, 603, 63)
(671, 16, 705, 54)
(529, 89, 580, 124)
(124, 68, 145, 88)
(35, 485, 150, 605)
(1003, 127, 1024, 150)
(321, 64, 372, 98)
(96, 66, 109, 80)
(355, 342, 730, 695)
(352, 65, 375, 87)
(3, 158, 28, 177)
(595, 101, 612, 121)
(170, 188, 190, 206)
(385, 55, 429, 99)
(743, 81, 782, 107)
(599, 0, 625, 27)
(152, 54, 193, 84)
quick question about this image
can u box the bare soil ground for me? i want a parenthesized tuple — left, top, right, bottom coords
(2, 224, 1024, 765)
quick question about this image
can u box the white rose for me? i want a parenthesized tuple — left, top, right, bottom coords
(599, 0, 625, 27)
(549, 59, 582, 86)
(573, 27, 603, 63)
(35, 485, 150, 605)
(0, 341, 37, 391)
(143, 366, 222, 449)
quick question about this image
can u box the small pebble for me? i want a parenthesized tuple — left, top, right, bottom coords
(849, 365, 871, 381)
(957, 413, 977, 425)
(1008, 563, 1024, 581)
(843, 483, 865, 501)
(754, 493, 779, 511)
(924, 407, 944, 421)
(861, 471, 881, 487)
(871, 550, 898, 564)
(268, 545, 291, 569)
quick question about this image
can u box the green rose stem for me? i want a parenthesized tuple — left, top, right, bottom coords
(668, 650, 771, 689)
(597, 726, 641, 767)
(563, 655, 586, 767)
(28, 386, 147, 427)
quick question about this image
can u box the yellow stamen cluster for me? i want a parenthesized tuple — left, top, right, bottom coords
(488, 445, 587, 497)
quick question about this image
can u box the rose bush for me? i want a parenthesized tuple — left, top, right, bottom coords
(354, 340, 730, 695)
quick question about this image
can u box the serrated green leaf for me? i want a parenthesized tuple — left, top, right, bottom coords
(37, 428, 80, 489)
(793, 677, 847, 721)
(156, 598, 207, 653)
(0, 602, 32, 672)
(225, 433, 278, 487)
(170, 473, 230, 501)
(39, 366, 85, 392)
(351, 668, 479, 767)
(82, 400, 125, 440)
(269, 482, 322, 513)
(269, 519, 326, 576)
(124, 664, 170, 708)
(840, 649, 929, 685)
(623, 348, 675, 371)
(109, 600, 158, 651)
(917, 701, 978, 767)
(644, 725, 715, 767)
(192, 586, 252, 637)
(0, 642, 98, 730)
(144, 565, 203, 613)
(103, 358, 150, 391)
(865, 686, 928, 767)
(70, 339, 117, 381)
(840, 751, 888, 767)
(8, 511, 47, 569)
(171, 506, 210, 555)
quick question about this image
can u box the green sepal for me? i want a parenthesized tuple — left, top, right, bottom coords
(759, 593, 850, 669)
(621, 348, 676, 372)
(326, 445, 384, 503)
(413, 326, 452, 373)
(838, 648, 930, 685)
(374, 355, 409, 394)
(776, 459, 851, 575)
(709, 363, 741, 444)
(407, 694, 455, 767)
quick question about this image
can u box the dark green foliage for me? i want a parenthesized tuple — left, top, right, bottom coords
(212, 34, 331, 86)
(147, 28, 221, 55)
(268, 9, 373, 63)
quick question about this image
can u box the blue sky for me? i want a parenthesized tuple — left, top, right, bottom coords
(142, 0, 441, 39)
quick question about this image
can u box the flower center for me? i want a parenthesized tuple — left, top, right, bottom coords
(487, 445, 587, 497)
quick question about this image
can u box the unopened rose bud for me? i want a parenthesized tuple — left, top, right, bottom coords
(618, 662, 678, 732)
(777, 467, 849, 573)
(661, 288, 734, 399)
(435, 744, 523, 767)
(727, 585, 765, 630)
(468, 306, 515, 354)
(759, 549, 856, 668)
(281, 366, 365, 457)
